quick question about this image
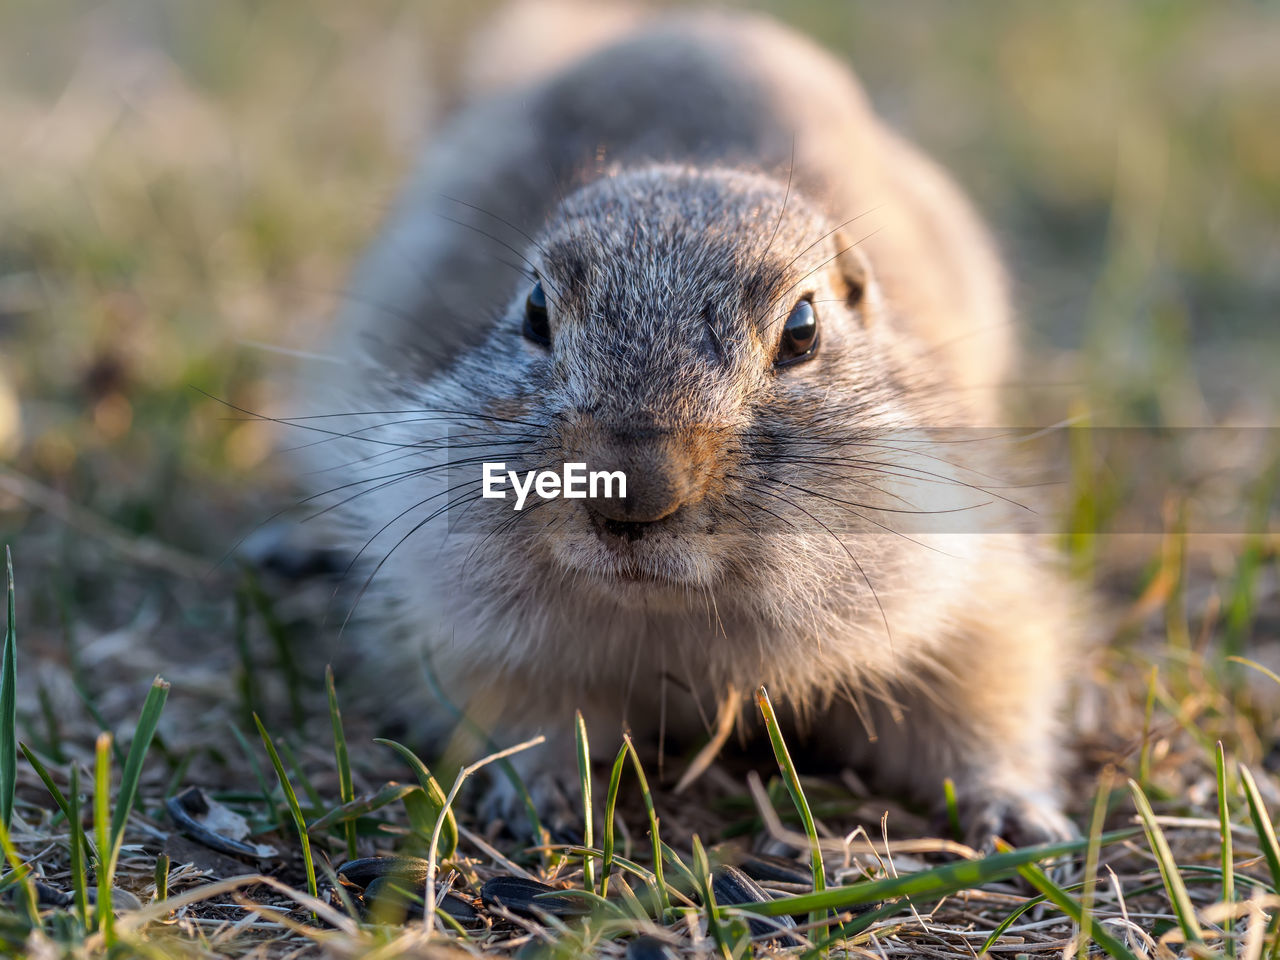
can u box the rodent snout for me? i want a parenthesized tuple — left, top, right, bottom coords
(570, 423, 719, 526)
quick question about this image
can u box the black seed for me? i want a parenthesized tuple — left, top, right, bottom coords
(480, 875, 592, 919)
(336, 855, 430, 890)
(439, 891, 484, 928)
(738, 851, 813, 886)
(711, 865, 799, 942)
(362, 876, 420, 918)
(359, 876, 484, 929)
(34, 881, 73, 907)
(626, 934, 681, 960)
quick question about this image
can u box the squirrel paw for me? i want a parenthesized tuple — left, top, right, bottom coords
(948, 790, 1079, 854)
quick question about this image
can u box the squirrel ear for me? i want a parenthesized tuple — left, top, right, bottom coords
(833, 228, 877, 324)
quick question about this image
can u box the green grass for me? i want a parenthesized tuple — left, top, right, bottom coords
(254, 713, 319, 904)
(373, 737, 459, 859)
(574, 710, 596, 893)
(93, 732, 117, 944)
(0, 561, 1276, 956)
(6, 550, 1273, 958)
(756, 685, 826, 930)
(0, 806, 39, 929)
(600, 739, 630, 899)
(1217, 742, 1236, 958)
(1, 548, 15, 832)
(111, 677, 169, 850)
(326, 665, 358, 862)
(996, 838, 1141, 960)
(1130, 777, 1204, 945)
(624, 733, 671, 917)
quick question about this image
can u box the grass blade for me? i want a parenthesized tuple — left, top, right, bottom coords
(154, 852, 170, 904)
(738, 829, 1135, 917)
(374, 738, 458, 859)
(623, 734, 670, 917)
(306, 781, 419, 834)
(110, 675, 170, 851)
(1080, 766, 1114, 960)
(94, 732, 117, 943)
(20, 741, 70, 820)
(942, 777, 962, 842)
(0, 811, 38, 928)
(1218, 742, 1235, 958)
(756, 685, 826, 927)
(551, 845, 659, 889)
(692, 834, 735, 959)
(1129, 778, 1203, 943)
(254, 714, 318, 903)
(1228, 655, 1280, 689)
(420, 734, 544, 936)
(661, 840, 701, 894)
(1240, 765, 1280, 889)
(575, 710, 595, 893)
(69, 763, 89, 927)
(401, 785, 441, 850)
(1, 547, 16, 831)
(995, 838, 1140, 960)
(325, 666, 358, 861)
(979, 892, 1053, 954)
(600, 740, 628, 897)
(1138, 664, 1158, 789)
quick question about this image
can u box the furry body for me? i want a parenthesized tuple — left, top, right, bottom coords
(301, 7, 1079, 845)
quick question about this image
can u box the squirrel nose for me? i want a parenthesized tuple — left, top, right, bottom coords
(582, 434, 700, 524)
(585, 468, 682, 523)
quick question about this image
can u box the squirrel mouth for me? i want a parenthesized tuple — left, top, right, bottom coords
(597, 518, 652, 542)
(593, 519, 666, 581)
(586, 505, 678, 545)
(579, 508, 709, 587)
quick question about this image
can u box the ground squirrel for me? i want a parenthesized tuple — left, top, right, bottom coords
(293, 4, 1081, 848)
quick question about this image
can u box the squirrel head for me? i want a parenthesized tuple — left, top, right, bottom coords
(444, 163, 923, 605)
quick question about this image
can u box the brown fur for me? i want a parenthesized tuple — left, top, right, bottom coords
(295, 4, 1081, 847)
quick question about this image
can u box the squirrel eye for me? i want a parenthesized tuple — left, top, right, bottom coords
(523, 280, 551, 346)
(775, 298, 819, 367)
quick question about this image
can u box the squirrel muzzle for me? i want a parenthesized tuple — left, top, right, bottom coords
(568, 421, 721, 524)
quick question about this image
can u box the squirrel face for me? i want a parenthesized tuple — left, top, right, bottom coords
(473, 164, 909, 608)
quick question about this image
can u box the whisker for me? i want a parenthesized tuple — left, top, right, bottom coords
(775, 206, 882, 282)
(262, 405, 548, 430)
(458, 491, 558, 581)
(729, 473, 968, 558)
(278, 417, 545, 456)
(197, 388, 525, 453)
(751, 135, 795, 279)
(765, 226, 884, 330)
(440, 193, 552, 261)
(743, 484, 893, 647)
(338, 491, 488, 636)
(433, 213, 565, 308)
(303, 452, 528, 524)
(306, 435, 539, 479)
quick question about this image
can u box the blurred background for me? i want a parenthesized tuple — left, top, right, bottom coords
(0, 0, 1276, 728)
